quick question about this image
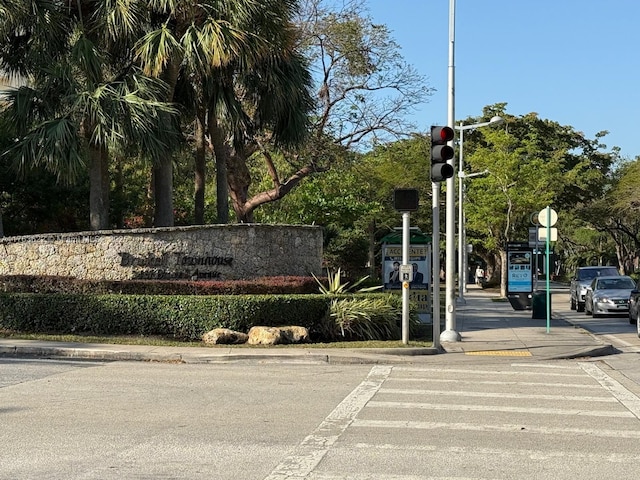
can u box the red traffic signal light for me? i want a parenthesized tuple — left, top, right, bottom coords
(430, 125, 455, 182)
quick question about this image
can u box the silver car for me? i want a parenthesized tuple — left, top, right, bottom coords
(584, 275, 636, 318)
(570, 266, 619, 312)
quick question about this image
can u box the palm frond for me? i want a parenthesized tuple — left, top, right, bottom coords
(135, 25, 182, 77)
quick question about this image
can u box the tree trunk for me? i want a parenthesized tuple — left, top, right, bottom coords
(153, 157, 174, 227)
(499, 249, 507, 298)
(89, 144, 110, 230)
(226, 149, 253, 223)
(153, 57, 182, 227)
(208, 114, 229, 224)
(0, 208, 4, 237)
(194, 115, 206, 225)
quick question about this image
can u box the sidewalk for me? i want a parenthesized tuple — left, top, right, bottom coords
(0, 285, 615, 364)
(442, 284, 615, 360)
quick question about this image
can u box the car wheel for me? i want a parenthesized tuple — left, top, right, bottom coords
(637, 313, 640, 338)
(630, 310, 637, 325)
(585, 303, 592, 315)
(570, 296, 576, 310)
(592, 311, 600, 318)
(577, 302, 584, 312)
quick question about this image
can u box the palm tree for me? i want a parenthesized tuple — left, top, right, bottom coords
(135, 0, 313, 225)
(0, 0, 179, 230)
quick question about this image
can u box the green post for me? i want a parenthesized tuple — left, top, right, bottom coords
(545, 206, 551, 333)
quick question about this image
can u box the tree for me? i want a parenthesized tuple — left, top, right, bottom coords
(0, 0, 179, 230)
(203, 0, 433, 223)
(462, 104, 618, 296)
(133, 0, 311, 225)
(581, 159, 640, 274)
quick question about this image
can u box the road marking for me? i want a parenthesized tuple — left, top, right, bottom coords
(263, 365, 391, 480)
(348, 442, 640, 463)
(387, 378, 602, 390)
(509, 362, 582, 369)
(367, 400, 632, 417)
(579, 362, 640, 419)
(310, 474, 481, 480)
(395, 366, 586, 378)
(465, 350, 531, 356)
(352, 419, 640, 439)
(378, 388, 616, 403)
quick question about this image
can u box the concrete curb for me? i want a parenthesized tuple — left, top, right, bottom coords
(0, 344, 442, 365)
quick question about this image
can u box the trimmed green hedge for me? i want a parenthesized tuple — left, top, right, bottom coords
(0, 293, 332, 341)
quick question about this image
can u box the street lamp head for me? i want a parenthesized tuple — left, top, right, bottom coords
(489, 115, 505, 126)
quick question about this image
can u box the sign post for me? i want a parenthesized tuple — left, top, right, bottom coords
(538, 206, 558, 333)
(392, 189, 420, 344)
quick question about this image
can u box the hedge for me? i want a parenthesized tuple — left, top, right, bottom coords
(0, 293, 333, 341)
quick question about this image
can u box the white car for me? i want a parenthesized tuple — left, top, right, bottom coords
(584, 275, 636, 318)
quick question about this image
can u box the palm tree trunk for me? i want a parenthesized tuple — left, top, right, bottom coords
(153, 158, 174, 227)
(194, 114, 206, 225)
(153, 57, 182, 227)
(89, 144, 110, 230)
(208, 114, 229, 224)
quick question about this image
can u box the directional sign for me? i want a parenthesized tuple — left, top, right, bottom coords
(538, 207, 557, 227)
(538, 227, 557, 241)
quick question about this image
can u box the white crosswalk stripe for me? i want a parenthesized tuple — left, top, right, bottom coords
(265, 361, 640, 480)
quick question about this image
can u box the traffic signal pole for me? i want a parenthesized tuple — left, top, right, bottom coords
(441, 0, 461, 342)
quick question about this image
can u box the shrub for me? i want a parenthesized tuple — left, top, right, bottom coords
(324, 293, 420, 341)
(0, 293, 332, 341)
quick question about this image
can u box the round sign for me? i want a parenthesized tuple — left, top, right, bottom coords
(538, 207, 558, 227)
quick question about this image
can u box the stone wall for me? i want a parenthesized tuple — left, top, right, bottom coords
(0, 224, 323, 281)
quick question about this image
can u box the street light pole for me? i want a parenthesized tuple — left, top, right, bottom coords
(455, 116, 504, 305)
(442, 0, 458, 343)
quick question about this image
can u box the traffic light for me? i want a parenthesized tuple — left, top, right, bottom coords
(430, 125, 455, 182)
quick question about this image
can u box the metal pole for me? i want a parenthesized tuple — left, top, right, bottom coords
(402, 211, 410, 344)
(442, 0, 461, 342)
(546, 206, 551, 333)
(457, 125, 466, 304)
(432, 183, 441, 350)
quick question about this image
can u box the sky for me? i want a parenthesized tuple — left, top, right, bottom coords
(366, 0, 640, 159)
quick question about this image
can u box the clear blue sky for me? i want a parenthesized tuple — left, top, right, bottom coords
(367, 0, 640, 159)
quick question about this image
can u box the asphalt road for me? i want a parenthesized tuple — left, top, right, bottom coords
(3, 351, 640, 479)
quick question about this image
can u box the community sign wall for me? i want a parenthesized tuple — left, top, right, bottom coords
(0, 224, 323, 281)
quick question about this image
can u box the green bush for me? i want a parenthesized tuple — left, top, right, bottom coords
(322, 293, 420, 341)
(0, 284, 420, 343)
(0, 293, 332, 341)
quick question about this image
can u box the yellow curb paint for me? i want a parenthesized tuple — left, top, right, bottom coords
(465, 350, 532, 357)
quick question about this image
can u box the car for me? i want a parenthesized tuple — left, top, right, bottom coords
(627, 282, 640, 334)
(570, 266, 620, 312)
(584, 275, 636, 318)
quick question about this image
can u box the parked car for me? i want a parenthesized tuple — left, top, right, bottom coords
(627, 281, 640, 333)
(570, 266, 619, 312)
(584, 275, 636, 318)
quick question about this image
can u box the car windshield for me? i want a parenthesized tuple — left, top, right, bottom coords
(596, 278, 635, 290)
(579, 268, 618, 281)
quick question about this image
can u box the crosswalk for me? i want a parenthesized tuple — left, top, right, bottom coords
(265, 362, 640, 479)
